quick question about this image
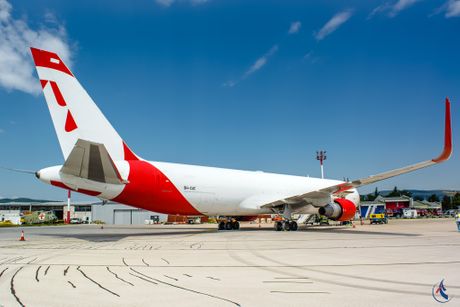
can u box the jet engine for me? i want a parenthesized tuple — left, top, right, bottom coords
(318, 198, 356, 221)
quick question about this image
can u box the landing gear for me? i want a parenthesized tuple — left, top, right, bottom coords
(218, 219, 240, 231)
(274, 220, 298, 231)
(275, 221, 283, 231)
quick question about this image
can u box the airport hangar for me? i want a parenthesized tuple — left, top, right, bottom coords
(0, 201, 169, 225)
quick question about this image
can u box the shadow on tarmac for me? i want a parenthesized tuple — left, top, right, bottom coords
(33, 225, 419, 242)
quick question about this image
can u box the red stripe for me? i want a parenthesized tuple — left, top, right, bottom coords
(40, 80, 48, 89)
(49, 81, 67, 107)
(65, 110, 78, 132)
(113, 161, 201, 215)
(50, 181, 101, 197)
(123, 141, 139, 160)
(30, 47, 73, 77)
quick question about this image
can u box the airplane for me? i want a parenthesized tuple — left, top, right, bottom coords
(29, 47, 453, 231)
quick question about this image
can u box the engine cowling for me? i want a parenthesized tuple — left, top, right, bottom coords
(318, 198, 356, 221)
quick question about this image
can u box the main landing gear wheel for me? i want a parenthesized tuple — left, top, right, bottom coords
(283, 221, 291, 231)
(275, 221, 283, 231)
(218, 219, 240, 231)
(225, 221, 233, 230)
(274, 221, 298, 231)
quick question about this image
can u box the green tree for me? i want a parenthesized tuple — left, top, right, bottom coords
(413, 195, 424, 201)
(453, 193, 460, 208)
(442, 195, 453, 211)
(401, 190, 412, 197)
(428, 194, 440, 202)
(387, 186, 400, 197)
(374, 187, 379, 198)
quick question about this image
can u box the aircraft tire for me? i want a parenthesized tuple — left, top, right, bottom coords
(225, 221, 233, 230)
(275, 221, 283, 231)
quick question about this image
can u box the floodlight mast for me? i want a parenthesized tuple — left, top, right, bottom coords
(316, 150, 327, 179)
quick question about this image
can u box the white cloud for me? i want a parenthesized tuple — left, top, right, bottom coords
(0, 128, 5, 133)
(288, 21, 301, 34)
(369, 0, 421, 18)
(0, 0, 72, 95)
(155, 0, 210, 7)
(224, 45, 279, 87)
(445, 0, 460, 17)
(244, 45, 278, 77)
(303, 51, 319, 64)
(315, 10, 353, 41)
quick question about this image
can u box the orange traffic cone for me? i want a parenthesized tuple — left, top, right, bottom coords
(19, 230, 25, 241)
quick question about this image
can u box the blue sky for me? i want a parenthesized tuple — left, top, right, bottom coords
(0, 0, 459, 201)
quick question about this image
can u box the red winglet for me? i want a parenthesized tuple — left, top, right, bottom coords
(432, 98, 452, 163)
(30, 47, 74, 77)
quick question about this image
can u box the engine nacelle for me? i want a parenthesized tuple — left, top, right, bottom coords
(318, 198, 357, 221)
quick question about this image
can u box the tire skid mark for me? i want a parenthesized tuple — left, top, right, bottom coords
(161, 258, 170, 265)
(122, 258, 128, 266)
(0, 267, 8, 278)
(142, 259, 150, 267)
(163, 274, 178, 281)
(263, 281, 313, 284)
(10, 266, 25, 307)
(64, 266, 70, 276)
(68, 280, 76, 288)
(35, 266, 42, 282)
(2, 256, 23, 265)
(129, 268, 240, 306)
(206, 276, 221, 281)
(106, 267, 134, 286)
(27, 257, 38, 264)
(129, 272, 158, 284)
(76, 266, 120, 297)
(190, 242, 202, 249)
(44, 265, 50, 275)
(183, 274, 192, 277)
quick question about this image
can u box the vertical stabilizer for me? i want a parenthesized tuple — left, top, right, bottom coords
(30, 47, 128, 161)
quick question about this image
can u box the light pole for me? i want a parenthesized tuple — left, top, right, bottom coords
(66, 190, 71, 224)
(316, 150, 326, 179)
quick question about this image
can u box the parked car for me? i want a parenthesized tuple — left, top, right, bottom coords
(70, 218, 83, 224)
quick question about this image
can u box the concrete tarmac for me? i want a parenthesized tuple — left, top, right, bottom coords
(0, 219, 459, 307)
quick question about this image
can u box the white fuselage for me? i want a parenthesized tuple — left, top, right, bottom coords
(38, 160, 360, 216)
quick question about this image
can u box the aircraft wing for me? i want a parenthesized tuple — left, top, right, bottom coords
(262, 99, 452, 208)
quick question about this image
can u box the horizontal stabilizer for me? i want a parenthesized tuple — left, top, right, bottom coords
(61, 139, 125, 185)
